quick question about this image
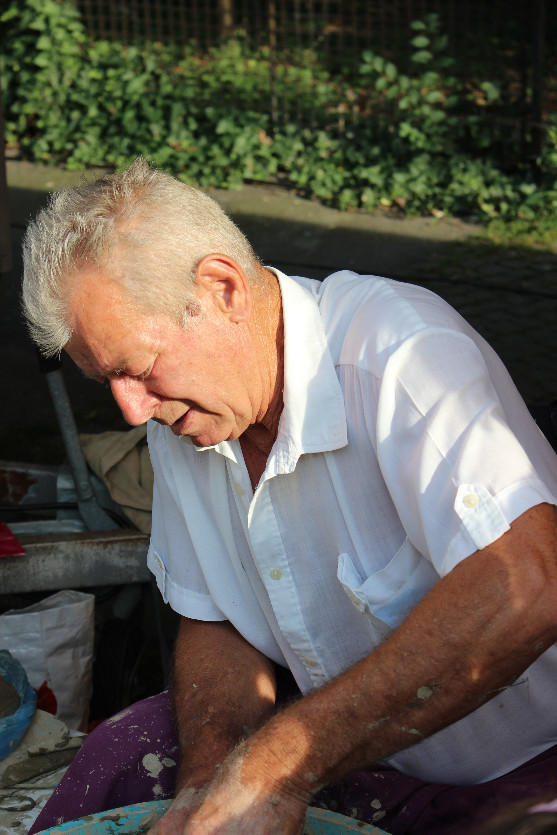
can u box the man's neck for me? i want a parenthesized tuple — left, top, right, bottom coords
(242, 268, 284, 458)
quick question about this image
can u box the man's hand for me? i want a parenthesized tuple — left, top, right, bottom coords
(152, 616, 300, 833)
(147, 787, 202, 835)
(148, 742, 308, 834)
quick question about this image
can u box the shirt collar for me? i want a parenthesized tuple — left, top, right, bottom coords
(190, 269, 348, 473)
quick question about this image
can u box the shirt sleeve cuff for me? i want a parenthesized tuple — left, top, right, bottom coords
(441, 479, 557, 574)
(147, 546, 227, 621)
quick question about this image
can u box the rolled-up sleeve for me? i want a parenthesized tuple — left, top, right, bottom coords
(376, 327, 557, 575)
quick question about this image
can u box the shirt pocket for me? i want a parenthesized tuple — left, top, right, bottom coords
(337, 539, 439, 631)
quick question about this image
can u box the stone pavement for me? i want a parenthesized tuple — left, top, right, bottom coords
(408, 243, 557, 406)
(1, 160, 556, 464)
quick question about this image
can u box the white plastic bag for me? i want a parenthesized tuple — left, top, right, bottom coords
(0, 590, 95, 731)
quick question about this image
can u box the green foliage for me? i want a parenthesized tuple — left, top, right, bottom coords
(1, 2, 556, 233)
(1, 0, 86, 159)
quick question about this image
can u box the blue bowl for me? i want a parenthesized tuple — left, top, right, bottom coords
(0, 649, 37, 760)
(35, 800, 389, 834)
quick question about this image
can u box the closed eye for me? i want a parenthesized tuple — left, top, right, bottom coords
(79, 368, 110, 385)
(118, 360, 156, 382)
(137, 364, 154, 381)
(79, 358, 156, 384)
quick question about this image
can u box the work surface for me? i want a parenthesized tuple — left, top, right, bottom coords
(1, 529, 150, 594)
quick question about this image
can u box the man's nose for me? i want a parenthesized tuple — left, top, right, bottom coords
(109, 376, 157, 425)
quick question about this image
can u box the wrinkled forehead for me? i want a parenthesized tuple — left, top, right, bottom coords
(65, 271, 148, 368)
(66, 269, 138, 329)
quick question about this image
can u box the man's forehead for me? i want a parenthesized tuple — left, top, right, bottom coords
(68, 270, 131, 318)
(65, 330, 127, 377)
(66, 277, 153, 375)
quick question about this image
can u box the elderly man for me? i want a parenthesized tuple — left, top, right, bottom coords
(24, 159, 557, 835)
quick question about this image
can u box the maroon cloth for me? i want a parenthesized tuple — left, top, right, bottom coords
(29, 690, 557, 835)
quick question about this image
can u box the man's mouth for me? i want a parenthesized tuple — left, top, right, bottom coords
(151, 406, 190, 431)
(169, 409, 191, 434)
(152, 403, 214, 437)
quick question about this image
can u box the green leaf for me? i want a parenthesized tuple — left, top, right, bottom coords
(385, 61, 397, 81)
(479, 81, 501, 102)
(433, 35, 448, 52)
(1, 8, 20, 22)
(411, 35, 430, 49)
(411, 50, 433, 64)
(126, 75, 149, 96)
(421, 71, 440, 87)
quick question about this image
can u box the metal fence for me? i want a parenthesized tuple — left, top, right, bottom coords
(73, 1, 549, 70)
(72, 0, 553, 164)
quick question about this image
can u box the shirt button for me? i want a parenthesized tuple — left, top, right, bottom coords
(463, 493, 479, 509)
(235, 483, 244, 496)
(269, 568, 282, 581)
(304, 657, 317, 667)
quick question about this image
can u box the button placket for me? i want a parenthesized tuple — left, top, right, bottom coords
(248, 482, 327, 683)
(227, 457, 252, 516)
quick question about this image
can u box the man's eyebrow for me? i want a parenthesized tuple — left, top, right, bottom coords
(80, 361, 127, 381)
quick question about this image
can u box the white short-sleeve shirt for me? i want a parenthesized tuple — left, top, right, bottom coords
(147, 270, 557, 785)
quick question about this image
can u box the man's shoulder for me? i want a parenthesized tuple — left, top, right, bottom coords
(315, 271, 466, 372)
(317, 269, 453, 322)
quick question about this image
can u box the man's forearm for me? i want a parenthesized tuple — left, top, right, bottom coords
(231, 503, 557, 798)
(148, 504, 557, 833)
(172, 616, 278, 789)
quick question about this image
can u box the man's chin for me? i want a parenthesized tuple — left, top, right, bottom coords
(189, 429, 229, 448)
(168, 416, 228, 447)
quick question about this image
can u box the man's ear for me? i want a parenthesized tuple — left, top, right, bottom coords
(194, 254, 251, 323)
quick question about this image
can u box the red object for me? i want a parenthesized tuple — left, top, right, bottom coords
(34, 680, 58, 716)
(0, 522, 25, 557)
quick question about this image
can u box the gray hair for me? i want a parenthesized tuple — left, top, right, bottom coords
(22, 157, 262, 356)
